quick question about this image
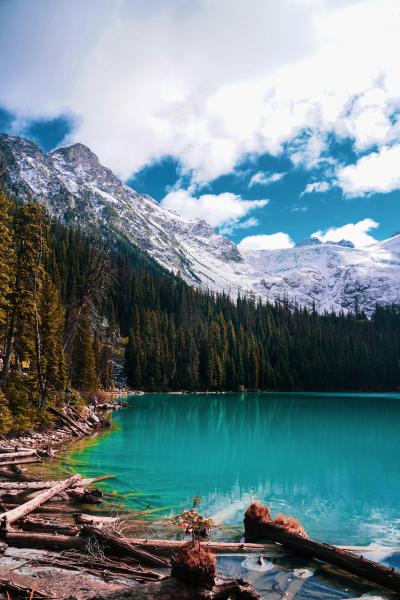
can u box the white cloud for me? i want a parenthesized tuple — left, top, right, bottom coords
(1, 0, 400, 183)
(161, 188, 268, 230)
(337, 144, 400, 196)
(312, 218, 379, 247)
(249, 171, 285, 187)
(238, 232, 294, 250)
(300, 180, 330, 196)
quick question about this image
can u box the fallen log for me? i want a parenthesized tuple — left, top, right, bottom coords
(5, 530, 84, 550)
(33, 553, 164, 581)
(47, 406, 88, 436)
(0, 473, 81, 529)
(0, 477, 98, 491)
(244, 503, 400, 594)
(82, 526, 170, 569)
(68, 487, 103, 504)
(0, 449, 39, 461)
(0, 502, 88, 514)
(0, 456, 43, 467)
(19, 516, 80, 536)
(88, 575, 260, 599)
(0, 574, 55, 599)
(120, 537, 285, 557)
(74, 512, 119, 526)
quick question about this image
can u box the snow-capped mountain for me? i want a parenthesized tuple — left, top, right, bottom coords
(1, 133, 399, 314)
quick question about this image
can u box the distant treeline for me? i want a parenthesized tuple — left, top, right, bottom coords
(0, 192, 399, 432)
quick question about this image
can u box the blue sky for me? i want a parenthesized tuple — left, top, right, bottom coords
(1, 0, 399, 249)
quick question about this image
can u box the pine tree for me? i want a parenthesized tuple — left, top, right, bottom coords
(72, 313, 99, 390)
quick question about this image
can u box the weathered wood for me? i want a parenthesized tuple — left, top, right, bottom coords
(88, 575, 260, 599)
(0, 502, 86, 514)
(122, 537, 285, 556)
(19, 516, 80, 536)
(0, 456, 43, 467)
(74, 512, 119, 526)
(244, 508, 400, 594)
(47, 406, 87, 436)
(0, 574, 56, 599)
(0, 473, 81, 528)
(82, 526, 170, 569)
(0, 449, 39, 461)
(0, 477, 97, 491)
(5, 530, 85, 550)
(68, 487, 103, 504)
(31, 554, 164, 581)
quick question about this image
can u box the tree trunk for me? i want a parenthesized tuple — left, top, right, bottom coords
(244, 511, 400, 594)
(0, 310, 16, 389)
(0, 474, 81, 528)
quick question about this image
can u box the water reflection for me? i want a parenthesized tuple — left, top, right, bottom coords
(71, 392, 400, 545)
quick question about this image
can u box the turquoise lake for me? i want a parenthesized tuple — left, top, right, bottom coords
(69, 392, 400, 547)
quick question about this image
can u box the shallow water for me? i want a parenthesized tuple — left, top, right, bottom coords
(67, 391, 400, 547)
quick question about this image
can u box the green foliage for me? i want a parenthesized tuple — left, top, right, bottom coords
(72, 312, 99, 390)
(0, 390, 13, 434)
(1, 191, 400, 434)
(172, 496, 214, 542)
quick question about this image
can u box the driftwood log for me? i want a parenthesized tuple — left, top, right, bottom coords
(19, 516, 80, 536)
(244, 503, 400, 594)
(82, 526, 170, 568)
(0, 477, 98, 491)
(74, 512, 119, 526)
(0, 474, 81, 529)
(48, 406, 90, 436)
(119, 537, 285, 557)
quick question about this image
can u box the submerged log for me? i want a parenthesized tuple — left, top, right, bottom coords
(0, 473, 81, 529)
(0, 456, 43, 467)
(244, 502, 400, 594)
(82, 526, 170, 569)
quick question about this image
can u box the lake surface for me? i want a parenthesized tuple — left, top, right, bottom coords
(69, 392, 400, 547)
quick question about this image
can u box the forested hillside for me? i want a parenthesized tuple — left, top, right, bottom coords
(0, 192, 400, 433)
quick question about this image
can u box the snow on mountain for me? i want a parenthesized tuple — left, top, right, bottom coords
(1, 133, 399, 314)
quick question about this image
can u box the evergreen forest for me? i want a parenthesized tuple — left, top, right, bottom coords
(1, 192, 399, 433)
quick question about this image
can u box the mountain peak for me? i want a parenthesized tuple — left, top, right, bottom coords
(50, 143, 99, 166)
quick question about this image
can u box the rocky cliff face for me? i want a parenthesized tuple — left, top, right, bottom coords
(1, 133, 399, 314)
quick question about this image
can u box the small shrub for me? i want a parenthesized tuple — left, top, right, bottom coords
(172, 496, 214, 541)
